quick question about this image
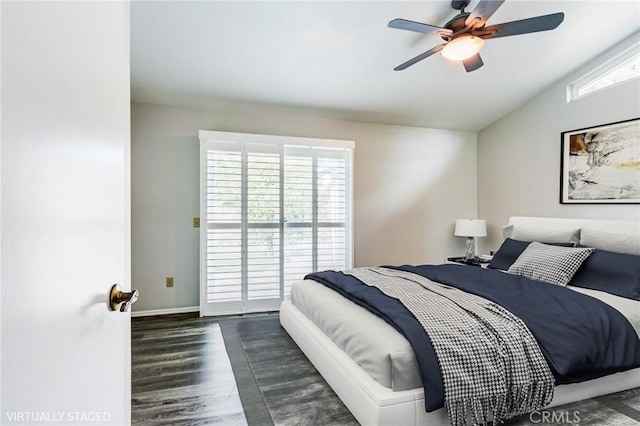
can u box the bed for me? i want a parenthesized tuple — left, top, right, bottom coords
(279, 216, 640, 426)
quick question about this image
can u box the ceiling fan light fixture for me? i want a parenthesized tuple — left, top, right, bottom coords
(441, 35, 485, 61)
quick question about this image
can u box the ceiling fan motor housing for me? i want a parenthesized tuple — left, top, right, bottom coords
(451, 1, 471, 12)
(443, 13, 471, 36)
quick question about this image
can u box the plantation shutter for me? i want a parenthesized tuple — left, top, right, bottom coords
(200, 132, 353, 316)
(245, 145, 281, 304)
(283, 147, 349, 297)
(317, 154, 348, 272)
(206, 144, 243, 305)
(283, 151, 313, 296)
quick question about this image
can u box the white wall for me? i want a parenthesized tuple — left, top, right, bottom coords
(132, 102, 477, 312)
(478, 32, 640, 251)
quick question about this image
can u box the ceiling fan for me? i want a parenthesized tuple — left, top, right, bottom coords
(389, 0, 564, 72)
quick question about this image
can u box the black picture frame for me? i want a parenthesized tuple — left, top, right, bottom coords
(560, 117, 640, 204)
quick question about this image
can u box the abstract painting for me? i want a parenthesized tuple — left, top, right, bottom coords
(561, 118, 640, 204)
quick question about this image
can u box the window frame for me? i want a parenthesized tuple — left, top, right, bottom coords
(567, 41, 640, 103)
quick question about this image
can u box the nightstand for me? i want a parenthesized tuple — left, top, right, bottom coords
(446, 256, 491, 268)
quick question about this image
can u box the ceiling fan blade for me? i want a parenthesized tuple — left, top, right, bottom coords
(463, 53, 484, 72)
(394, 43, 446, 71)
(388, 18, 453, 37)
(465, 0, 506, 28)
(479, 13, 565, 39)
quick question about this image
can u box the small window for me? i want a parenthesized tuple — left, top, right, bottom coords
(567, 42, 640, 102)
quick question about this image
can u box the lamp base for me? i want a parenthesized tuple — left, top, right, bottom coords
(465, 237, 476, 261)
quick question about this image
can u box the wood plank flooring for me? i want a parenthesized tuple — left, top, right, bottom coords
(133, 313, 640, 426)
(219, 315, 357, 426)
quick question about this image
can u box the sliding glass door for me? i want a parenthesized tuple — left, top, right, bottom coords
(200, 132, 353, 316)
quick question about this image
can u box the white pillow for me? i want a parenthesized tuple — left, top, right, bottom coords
(509, 225, 580, 245)
(508, 242, 595, 286)
(580, 228, 640, 256)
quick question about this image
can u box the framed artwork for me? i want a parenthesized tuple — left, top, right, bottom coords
(561, 118, 640, 204)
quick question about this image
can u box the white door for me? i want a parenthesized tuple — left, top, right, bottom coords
(1, 2, 131, 425)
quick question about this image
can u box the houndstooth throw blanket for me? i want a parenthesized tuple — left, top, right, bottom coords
(344, 267, 554, 426)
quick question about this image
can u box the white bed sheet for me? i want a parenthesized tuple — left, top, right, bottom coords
(291, 279, 421, 391)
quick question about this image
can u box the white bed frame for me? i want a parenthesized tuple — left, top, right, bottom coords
(280, 216, 640, 426)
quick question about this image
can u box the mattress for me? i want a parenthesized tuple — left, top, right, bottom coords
(291, 277, 640, 392)
(291, 279, 421, 391)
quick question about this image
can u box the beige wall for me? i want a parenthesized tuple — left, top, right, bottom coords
(478, 32, 640, 252)
(131, 102, 477, 312)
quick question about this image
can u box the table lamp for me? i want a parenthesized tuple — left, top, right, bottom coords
(455, 219, 487, 261)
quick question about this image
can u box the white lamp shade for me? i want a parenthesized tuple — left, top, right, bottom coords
(454, 219, 487, 237)
(441, 35, 485, 61)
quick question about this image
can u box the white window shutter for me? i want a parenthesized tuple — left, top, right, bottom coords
(246, 149, 281, 301)
(200, 133, 353, 316)
(317, 155, 347, 272)
(206, 149, 242, 303)
(283, 154, 314, 295)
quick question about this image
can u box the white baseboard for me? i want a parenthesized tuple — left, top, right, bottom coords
(131, 306, 200, 318)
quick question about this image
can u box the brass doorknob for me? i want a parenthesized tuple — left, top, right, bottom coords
(108, 284, 139, 312)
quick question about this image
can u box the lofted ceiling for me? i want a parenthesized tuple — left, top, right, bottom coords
(130, 1, 640, 131)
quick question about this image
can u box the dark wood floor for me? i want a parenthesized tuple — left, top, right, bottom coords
(132, 313, 640, 426)
(131, 313, 247, 425)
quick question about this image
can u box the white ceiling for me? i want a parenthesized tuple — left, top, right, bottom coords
(130, 1, 640, 131)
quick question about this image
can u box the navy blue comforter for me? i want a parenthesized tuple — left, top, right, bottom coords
(306, 264, 640, 412)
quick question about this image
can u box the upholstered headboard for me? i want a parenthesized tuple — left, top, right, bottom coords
(502, 216, 640, 255)
(508, 216, 639, 235)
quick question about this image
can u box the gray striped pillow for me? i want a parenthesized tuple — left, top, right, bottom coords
(508, 242, 595, 286)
